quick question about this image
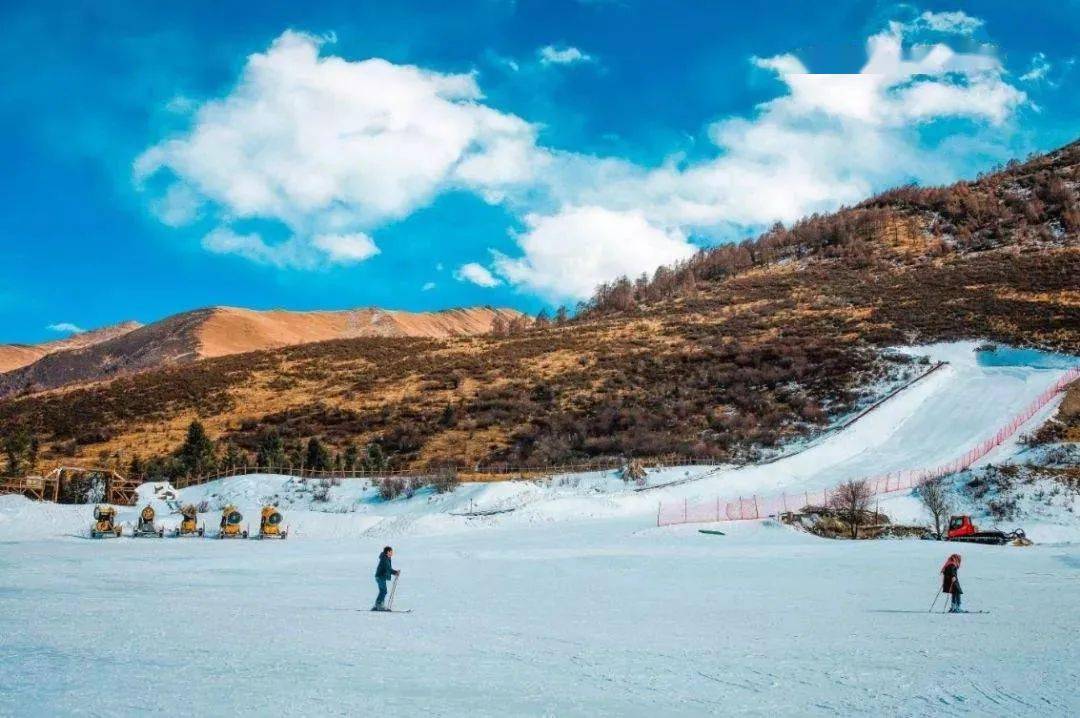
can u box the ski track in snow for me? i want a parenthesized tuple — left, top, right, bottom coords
(1, 341, 1079, 716)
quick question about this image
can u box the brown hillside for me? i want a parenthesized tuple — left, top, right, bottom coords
(0, 139, 1077, 477)
(0, 322, 141, 373)
(196, 306, 522, 358)
(0, 346, 44, 374)
(0, 307, 521, 398)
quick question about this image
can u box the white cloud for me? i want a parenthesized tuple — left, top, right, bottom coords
(1020, 52, 1051, 82)
(136, 30, 544, 266)
(164, 95, 197, 114)
(454, 262, 502, 288)
(532, 18, 1026, 232)
(311, 233, 379, 263)
(47, 322, 85, 334)
(201, 228, 299, 268)
(200, 227, 373, 268)
(902, 10, 984, 35)
(493, 206, 696, 301)
(538, 45, 593, 66)
(150, 184, 202, 227)
(421, 281, 436, 291)
(139, 16, 1028, 303)
(489, 53, 520, 73)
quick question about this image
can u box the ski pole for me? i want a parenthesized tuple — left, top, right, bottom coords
(387, 571, 401, 610)
(928, 588, 940, 613)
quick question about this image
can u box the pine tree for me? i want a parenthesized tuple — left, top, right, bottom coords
(223, 442, 243, 470)
(343, 443, 360, 471)
(28, 436, 39, 473)
(256, 431, 286, 470)
(128, 455, 145, 481)
(287, 442, 304, 471)
(2, 427, 33, 476)
(175, 420, 216, 477)
(363, 443, 388, 472)
(145, 455, 171, 480)
(305, 436, 333, 471)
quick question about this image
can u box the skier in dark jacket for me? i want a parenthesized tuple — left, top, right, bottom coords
(372, 546, 400, 611)
(941, 553, 963, 613)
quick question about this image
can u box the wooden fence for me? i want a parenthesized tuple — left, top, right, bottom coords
(172, 454, 713, 489)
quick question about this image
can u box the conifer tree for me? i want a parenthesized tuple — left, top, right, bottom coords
(175, 420, 216, 477)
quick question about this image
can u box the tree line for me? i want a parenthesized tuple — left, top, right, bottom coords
(126, 420, 396, 481)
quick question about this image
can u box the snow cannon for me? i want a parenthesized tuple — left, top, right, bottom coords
(255, 505, 288, 540)
(217, 505, 248, 539)
(172, 504, 204, 537)
(945, 515, 1028, 546)
(132, 505, 165, 538)
(90, 505, 122, 538)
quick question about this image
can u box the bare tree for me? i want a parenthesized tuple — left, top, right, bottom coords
(619, 459, 647, 486)
(916, 478, 953, 537)
(830, 479, 874, 539)
(489, 315, 509, 337)
(507, 315, 531, 335)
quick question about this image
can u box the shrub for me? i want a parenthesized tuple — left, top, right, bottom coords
(430, 469, 460, 494)
(377, 477, 405, 501)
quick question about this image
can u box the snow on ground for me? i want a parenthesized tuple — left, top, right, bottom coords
(1, 341, 1078, 715)
(1, 519, 1078, 716)
(881, 441, 1080, 545)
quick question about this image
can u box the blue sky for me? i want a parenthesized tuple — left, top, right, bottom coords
(1, 0, 1077, 343)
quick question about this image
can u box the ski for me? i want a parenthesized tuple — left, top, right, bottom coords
(698, 529, 726, 536)
(367, 609, 413, 613)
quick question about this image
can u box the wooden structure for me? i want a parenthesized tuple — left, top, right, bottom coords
(0, 467, 140, 506)
(0, 474, 56, 502)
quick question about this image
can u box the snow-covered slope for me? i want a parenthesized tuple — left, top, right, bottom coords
(1, 341, 1074, 542)
(650, 342, 1073, 502)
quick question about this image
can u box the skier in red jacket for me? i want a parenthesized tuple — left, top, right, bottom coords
(941, 553, 963, 613)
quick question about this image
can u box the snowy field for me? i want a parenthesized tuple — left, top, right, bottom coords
(1, 341, 1078, 716)
(2, 521, 1079, 716)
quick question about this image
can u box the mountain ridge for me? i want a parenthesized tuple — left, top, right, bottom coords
(0, 321, 142, 373)
(0, 305, 523, 398)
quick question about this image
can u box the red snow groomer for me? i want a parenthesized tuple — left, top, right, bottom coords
(946, 515, 1028, 546)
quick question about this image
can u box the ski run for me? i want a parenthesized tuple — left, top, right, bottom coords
(2, 341, 1079, 716)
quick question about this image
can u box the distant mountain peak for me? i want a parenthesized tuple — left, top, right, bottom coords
(0, 321, 142, 373)
(0, 306, 521, 397)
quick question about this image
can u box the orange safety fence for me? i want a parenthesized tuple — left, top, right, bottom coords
(658, 366, 1080, 526)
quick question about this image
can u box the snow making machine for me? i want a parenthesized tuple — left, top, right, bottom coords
(171, 504, 204, 537)
(90, 505, 123, 538)
(945, 515, 1029, 546)
(132, 505, 165, 538)
(254, 505, 288, 540)
(217, 505, 248, 539)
